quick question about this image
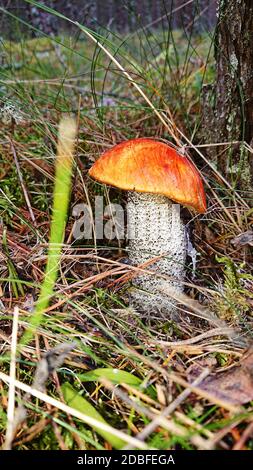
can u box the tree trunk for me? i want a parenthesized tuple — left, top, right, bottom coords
(202, 0, 253, 188)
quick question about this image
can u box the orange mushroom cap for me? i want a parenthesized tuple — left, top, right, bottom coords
(89, 138, 206, 213)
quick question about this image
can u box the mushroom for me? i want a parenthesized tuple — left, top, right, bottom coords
(89, 138, 206, 316)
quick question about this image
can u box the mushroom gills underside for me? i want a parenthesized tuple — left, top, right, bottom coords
(127, 192, 186, 316)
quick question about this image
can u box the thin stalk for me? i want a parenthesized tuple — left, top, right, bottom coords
(21, 117, 77, 345)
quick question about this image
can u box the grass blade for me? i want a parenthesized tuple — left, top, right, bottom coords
(21, 117, 77, 345)
(62, 382, 124, 449)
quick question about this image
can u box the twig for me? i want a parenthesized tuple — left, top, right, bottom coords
(2, 342, 75, 450)
(124, 368, 210, 449)
(155, 328, 241, 347)
(8, 137, 37, 226)
(0, 370, 151, 450)
(159, 286, 240, 344)
(4, 306, 19, 450)
(101, 377, 210, 450)
(123, 345, 241, 413)
(232, 421, 253, 450)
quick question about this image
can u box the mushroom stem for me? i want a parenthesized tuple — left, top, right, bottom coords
(127, 192, 186, 316)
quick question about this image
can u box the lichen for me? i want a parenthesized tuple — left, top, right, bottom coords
(0, 100, 24, 125)
(229, 52, 238, 76)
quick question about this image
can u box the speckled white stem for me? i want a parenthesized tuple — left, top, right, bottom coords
(127, 192, 186, 316)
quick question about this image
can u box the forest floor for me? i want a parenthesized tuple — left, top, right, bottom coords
(0, 26, 253, 450)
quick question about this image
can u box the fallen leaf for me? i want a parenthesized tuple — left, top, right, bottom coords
(187, 347, 253, 405)
(231, 230, 253, 248)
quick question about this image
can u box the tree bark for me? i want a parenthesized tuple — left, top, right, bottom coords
(202, 0, 253, 188)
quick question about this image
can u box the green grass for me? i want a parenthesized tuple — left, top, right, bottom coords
(21, 117, 77, 345)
